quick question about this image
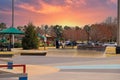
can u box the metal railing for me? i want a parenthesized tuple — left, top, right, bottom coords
(0, 64, 26, 73)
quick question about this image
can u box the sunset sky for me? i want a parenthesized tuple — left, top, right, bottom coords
(0, 0, 117, 27)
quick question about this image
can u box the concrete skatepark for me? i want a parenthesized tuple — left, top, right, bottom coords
(0, 48, 120, 80)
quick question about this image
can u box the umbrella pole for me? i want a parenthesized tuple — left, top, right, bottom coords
(12, 35, 14, 48)
(9, 34, 12, 51)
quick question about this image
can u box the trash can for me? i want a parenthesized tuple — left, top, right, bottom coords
(56, 40, 60, 49)
(7, 61, 13, 69)
(116, 46, 120, 54)
(19, 76, 28, 80)
(7, 44, 11, 51)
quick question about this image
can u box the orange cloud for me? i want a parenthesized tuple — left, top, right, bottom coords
(4, 0, 116, 27)
(17, 1, 69, 14)
(39, 2, 68, 14)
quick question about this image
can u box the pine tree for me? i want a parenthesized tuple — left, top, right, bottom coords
(22, 23, 39, 49)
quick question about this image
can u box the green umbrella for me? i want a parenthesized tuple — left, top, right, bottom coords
(0, 27, 24, 51)
(0, 27, 24, 34)
(38, 33, 47, 42)
(38, 33, 44, 39)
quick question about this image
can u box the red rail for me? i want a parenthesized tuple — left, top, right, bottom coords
(0, 64, 26, 73)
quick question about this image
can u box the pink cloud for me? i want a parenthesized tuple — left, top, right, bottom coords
(17, 0, 69, 14)
(110, 0, 117, 4)
(66, 0, 87, 5)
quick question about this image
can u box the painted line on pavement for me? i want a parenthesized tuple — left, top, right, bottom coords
(56, 64, 120, 69)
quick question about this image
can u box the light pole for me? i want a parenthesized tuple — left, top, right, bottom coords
(116, 0, 120, 54)
(12, 0, 14, 48)
(12, 0, 14, 27)
(117, 0, 120, 46)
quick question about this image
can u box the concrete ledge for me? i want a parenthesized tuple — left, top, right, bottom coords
(0, 54, 13, 58)
(21, 52, 47, 56)
(105, 46, 116, 54)
(0, 52, 14, 58)
(77, 46, 105, 51)
(12, 48, 47, 56)
(104, 46, 117, 57)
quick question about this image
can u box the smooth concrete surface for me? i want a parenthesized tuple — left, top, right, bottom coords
(0, 48, 120, 80)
